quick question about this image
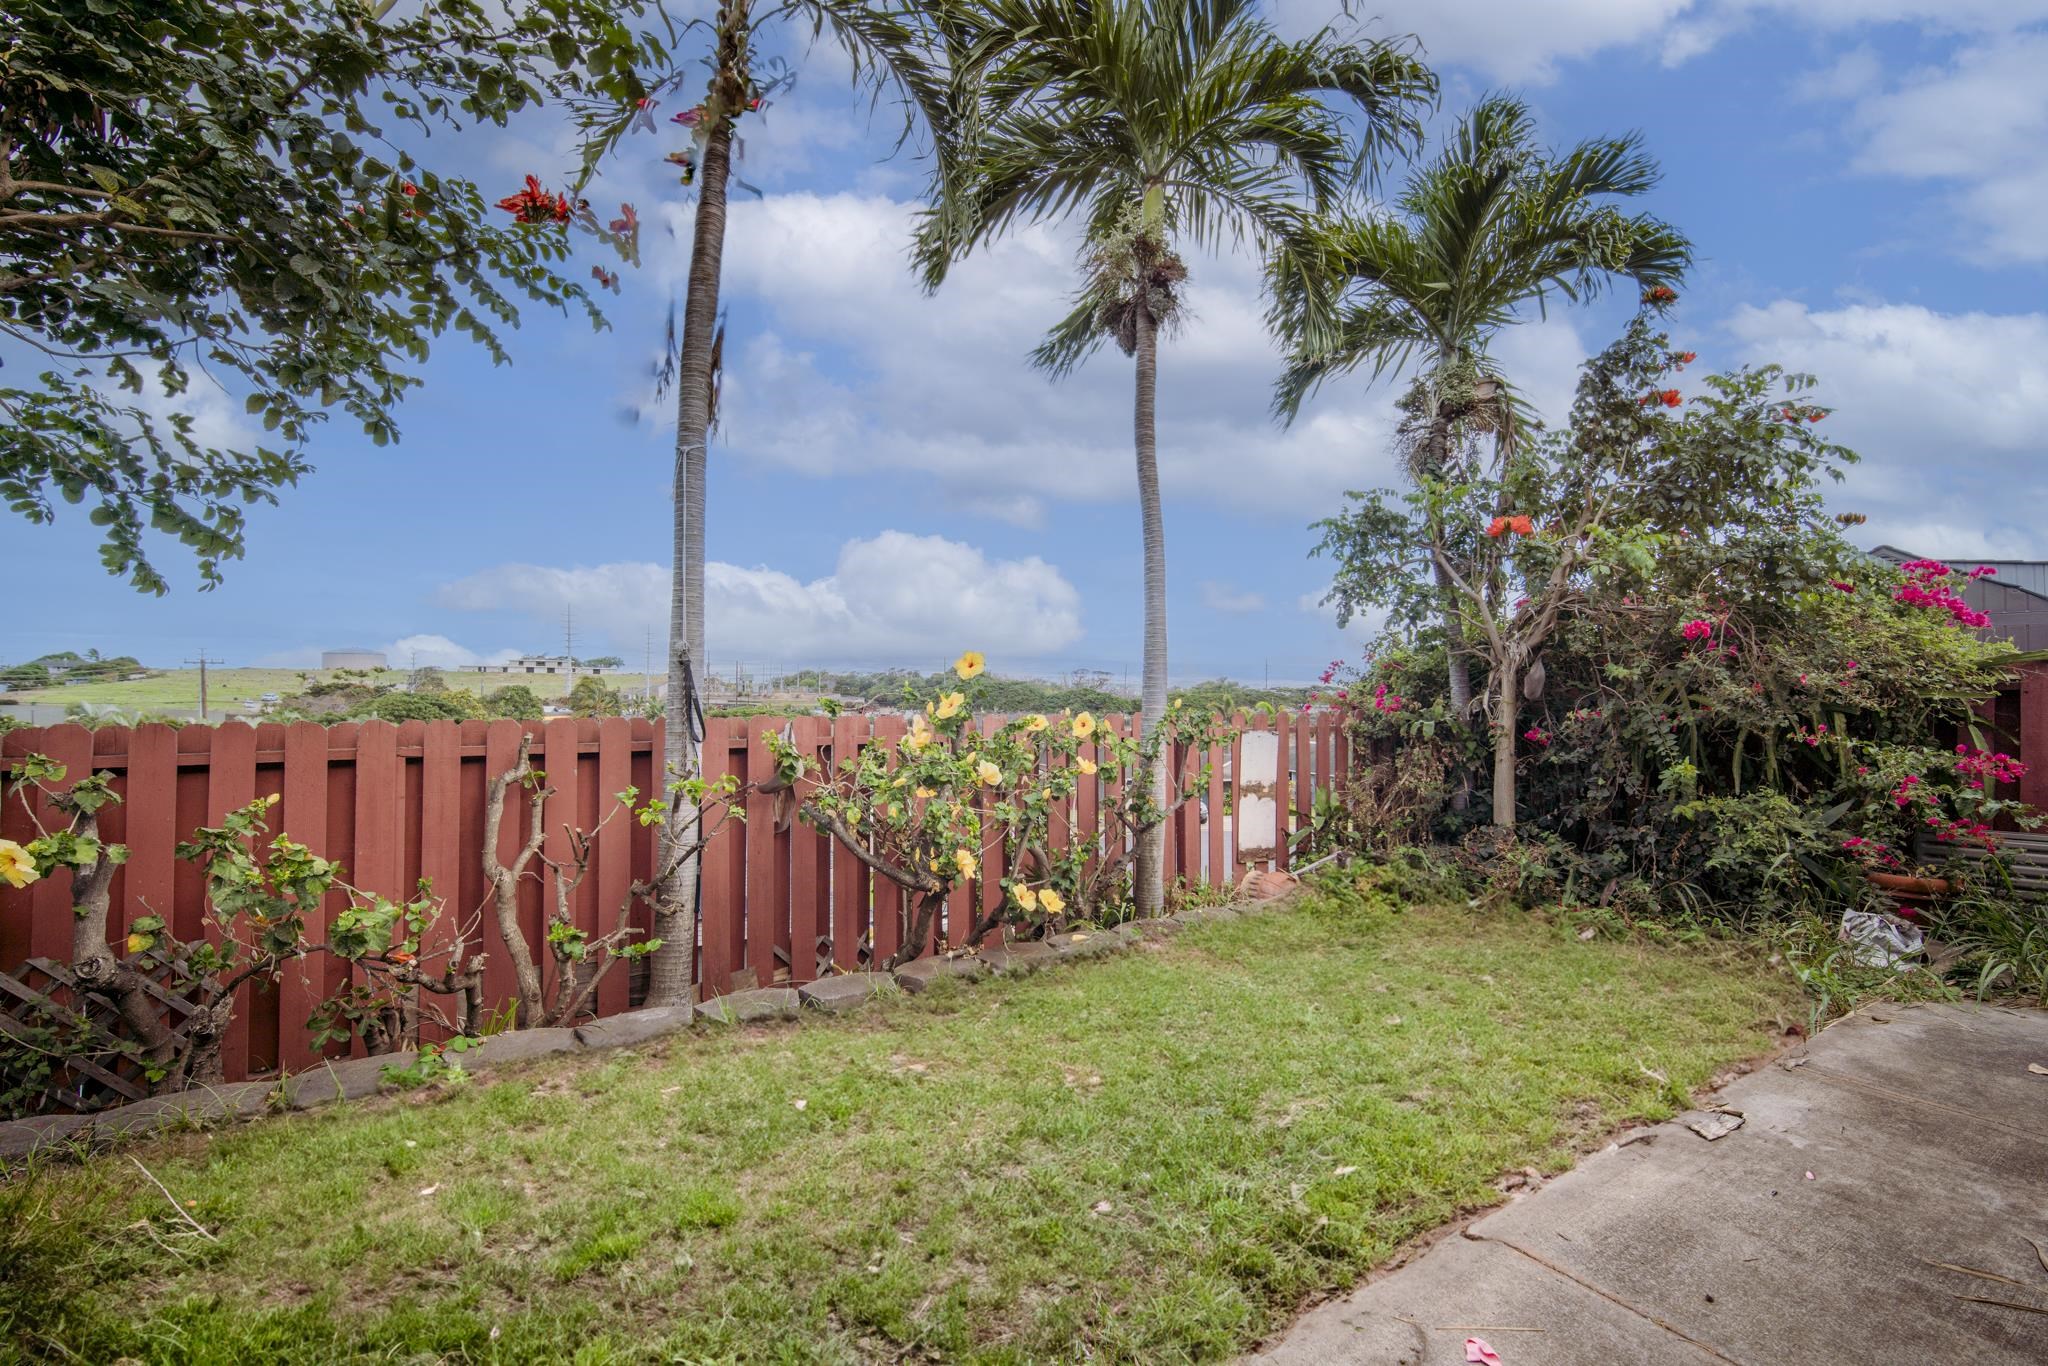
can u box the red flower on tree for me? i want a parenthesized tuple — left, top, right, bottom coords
(496, 175, 571, 224)
(1642, 285, 1678, 305)
(1487, 515, 1535, 538)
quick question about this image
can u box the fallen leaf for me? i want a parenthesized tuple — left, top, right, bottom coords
(1333, 1165, 1359, 1177)
(1465, 1337, 1504, 1365)
(1070, 932, 1089, 942)
(792, 1098, 808, 1111)
(1384, 1015, 1404, 1026)
(418, 1184, 440, 1197)
(1804, 1171, 1816, 1181)
(1576, 925, 1597, 941)
(403, 1139, 418, 1149)
(1090, 1200, 1112, 1215)
(2027, 1063, 2048, 1076)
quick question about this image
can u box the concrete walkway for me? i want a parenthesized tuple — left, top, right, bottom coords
(1251, 1003, 2048, 1366)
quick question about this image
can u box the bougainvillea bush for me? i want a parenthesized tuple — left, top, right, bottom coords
(1320, 317, 2039, 929)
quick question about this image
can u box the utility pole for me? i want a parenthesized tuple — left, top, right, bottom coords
(184, 649, 221, 721)
(563, 605, 576, 666)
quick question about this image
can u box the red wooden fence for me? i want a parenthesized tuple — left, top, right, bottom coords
(1, 710, 1348, 1082)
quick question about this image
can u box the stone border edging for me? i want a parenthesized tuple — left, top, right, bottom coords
(1, 890, 1289, 1165)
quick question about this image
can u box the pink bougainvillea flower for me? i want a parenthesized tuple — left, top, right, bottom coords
(1830, 580, 1855, 593)
(1680, 618, 1715, 642)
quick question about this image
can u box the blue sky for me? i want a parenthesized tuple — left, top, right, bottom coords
(10, 0, 2048, 684)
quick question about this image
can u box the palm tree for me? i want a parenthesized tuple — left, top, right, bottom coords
(1271, 95, 1691, 729)
(642, 0, 953, 1007)
(914, 0, 1434, 916)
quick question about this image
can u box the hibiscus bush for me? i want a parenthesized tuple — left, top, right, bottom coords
(767, 652, 1223, 967)
(1321, 318, 2041, 931)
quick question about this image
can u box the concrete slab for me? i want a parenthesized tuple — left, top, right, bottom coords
(978, 941, 1057, 974)
(696, 987, 801, 1024)
(798, 972, 899, 1014)
(1252, 1004, 2048, 1366)
(1253, 1234, 1723, 1365)
(573, 1005, 697, 1049)
(893, 955, 991, 994)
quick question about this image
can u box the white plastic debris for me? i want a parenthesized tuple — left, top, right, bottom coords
(1839, 909, 1923, 969)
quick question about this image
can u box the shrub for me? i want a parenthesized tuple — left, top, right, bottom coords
(483, 685, 544, 721)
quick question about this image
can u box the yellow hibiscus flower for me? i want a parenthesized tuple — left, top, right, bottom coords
(1024, 713, 1048, 732)
(1071, 711, 1096, 738)
(954, 650, 986, 681)
(0, 839, 39, 890)
(1077, 758, 1098, 776)
(953, 848, 977, 881)
(1037, 888, 1065, 916)
(976, 760, 1003, 787)
(1013, 885, 1039, 911)
(915, 786, 936, 799)
(905, 717, 935, 750)
(935, 691, 966, 720)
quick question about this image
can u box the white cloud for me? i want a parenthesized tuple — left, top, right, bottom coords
(1263, 1, 2048, 83)
(435, 531, 1083, 664)
(1840, 31, 2048, 264)
(1201, 581, 1267, 614)
(1278, 0, 1695, 82)
(380, 634, 521, 670)
(1724, 298, 2048, 557)
(643, 191, 1587, 526)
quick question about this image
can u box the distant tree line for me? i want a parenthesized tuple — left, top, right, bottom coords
(0, 651, 151, 689)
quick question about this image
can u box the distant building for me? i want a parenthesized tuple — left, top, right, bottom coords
(464, 654, 610, 679)
(1868, 546, 2048, 651)
(322, 649, 388, 670)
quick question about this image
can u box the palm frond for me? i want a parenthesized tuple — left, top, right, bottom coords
(1269, 93, 1692, 426)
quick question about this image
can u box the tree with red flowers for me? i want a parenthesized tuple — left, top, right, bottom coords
(2, 0, 677, 593)
(1315, 313, 1855, 827)
(1272, 96, 1691, 739)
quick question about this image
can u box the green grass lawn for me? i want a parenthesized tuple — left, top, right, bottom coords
(1, 883, 1799, 1363)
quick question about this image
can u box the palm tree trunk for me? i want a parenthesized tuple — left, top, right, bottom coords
(646, 80, 739, 1007)
(1491, 662, 1517, 828)
(1421, 409, 1473, 716)
(1132, 300, 1169, 917)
